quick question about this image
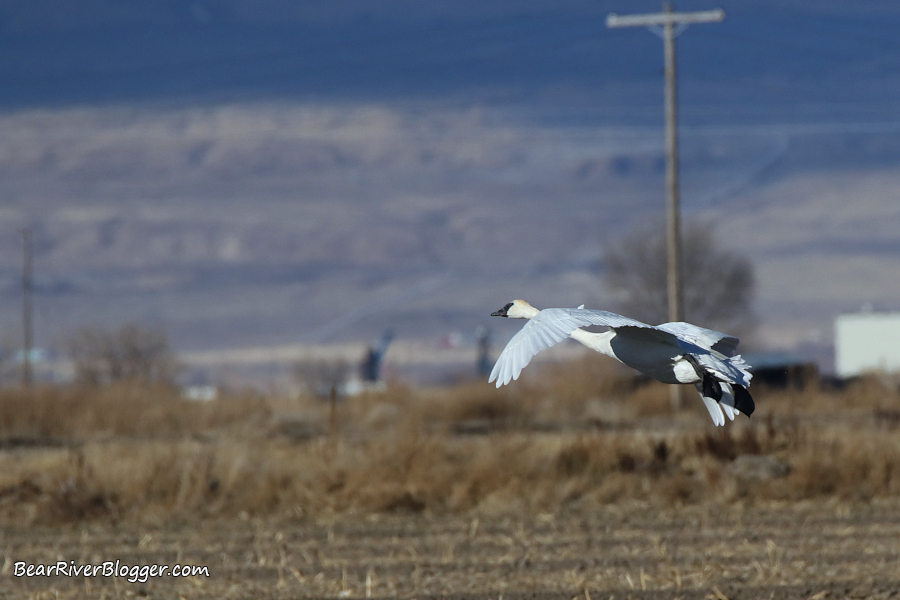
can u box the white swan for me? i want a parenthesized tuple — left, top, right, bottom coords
(489, 299, 754, 426)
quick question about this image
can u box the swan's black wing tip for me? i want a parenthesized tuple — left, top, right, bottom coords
(734, 385, 755, 416)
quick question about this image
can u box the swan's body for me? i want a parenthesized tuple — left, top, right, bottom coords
(489, 299, 754, 426)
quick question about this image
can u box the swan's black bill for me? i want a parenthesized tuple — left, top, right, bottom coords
(491, 302, 513, 317)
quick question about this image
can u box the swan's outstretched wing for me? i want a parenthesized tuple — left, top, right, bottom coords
(656, 322, 739, 357)
(490, 309, 583, 387)
(568, 308, 655, 330)
(490, 308, 657, 388)
(488, 308, 636, 387)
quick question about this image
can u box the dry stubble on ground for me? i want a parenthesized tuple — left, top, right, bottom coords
(2, 371, 900, 598)
(3, 502, 900, 599)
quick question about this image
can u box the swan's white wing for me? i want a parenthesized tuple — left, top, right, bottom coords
(656, 322, 740, 357)
(574, 310, 704, 352)
(490, 306, 689, 388)
(489, 308, 603, 387)
(567, 308, 655, 331)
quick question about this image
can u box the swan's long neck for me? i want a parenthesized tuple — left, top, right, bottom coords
(518, 304, 540, 319)
(569, 328, 618, 361)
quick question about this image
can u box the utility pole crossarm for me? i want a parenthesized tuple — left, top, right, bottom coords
(606, 9, 724, 29)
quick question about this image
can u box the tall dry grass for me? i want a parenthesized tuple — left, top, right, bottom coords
(0, 383, 270, 440)
(1, 365, 900, 526)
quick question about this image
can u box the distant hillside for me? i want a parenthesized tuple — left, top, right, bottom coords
(1, 101, 900, 384)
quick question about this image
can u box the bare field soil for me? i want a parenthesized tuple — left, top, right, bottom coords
(2, 367, 900, 598)
(3, 503, 900, 599)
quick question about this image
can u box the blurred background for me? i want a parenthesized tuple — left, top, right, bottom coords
(1, 0, 900, 390)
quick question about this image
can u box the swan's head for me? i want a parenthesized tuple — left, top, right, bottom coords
(491, 299, 538, 319)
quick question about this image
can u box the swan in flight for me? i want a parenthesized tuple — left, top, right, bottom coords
(489, 299, 754, 426)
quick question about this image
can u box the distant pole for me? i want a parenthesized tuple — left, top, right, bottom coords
(475, 326, 492, 378)
(661, 2, 683, 326)
(607, 3, 724, 408)
(22, 228, 34, 387)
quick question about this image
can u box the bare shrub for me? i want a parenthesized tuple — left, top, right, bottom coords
(603, 220, 755, 336)
(66, 323, 181, 386)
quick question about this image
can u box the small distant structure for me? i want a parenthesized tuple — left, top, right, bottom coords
(182, 385, 218, 402)
(181, 370, 218, 402)
(835, 311, 900, 378)
(361, 329, 394, 383)
(475, 326, 492, 377)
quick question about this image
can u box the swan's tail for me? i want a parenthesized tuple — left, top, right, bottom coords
(686, 352, 754, 426)
(694, 381, 755, 426)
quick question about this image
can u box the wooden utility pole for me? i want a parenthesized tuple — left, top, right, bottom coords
(607, 2, 724, 408)
(22, 228, 34, 387)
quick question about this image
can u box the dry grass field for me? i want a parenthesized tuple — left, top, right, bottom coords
(2, 359, 900, 598)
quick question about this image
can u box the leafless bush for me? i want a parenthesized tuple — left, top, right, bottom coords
(65, 323, 181, 386)
(603, 220, 756, 336)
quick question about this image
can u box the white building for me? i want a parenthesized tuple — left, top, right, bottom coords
(835, 312, 900, 378)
